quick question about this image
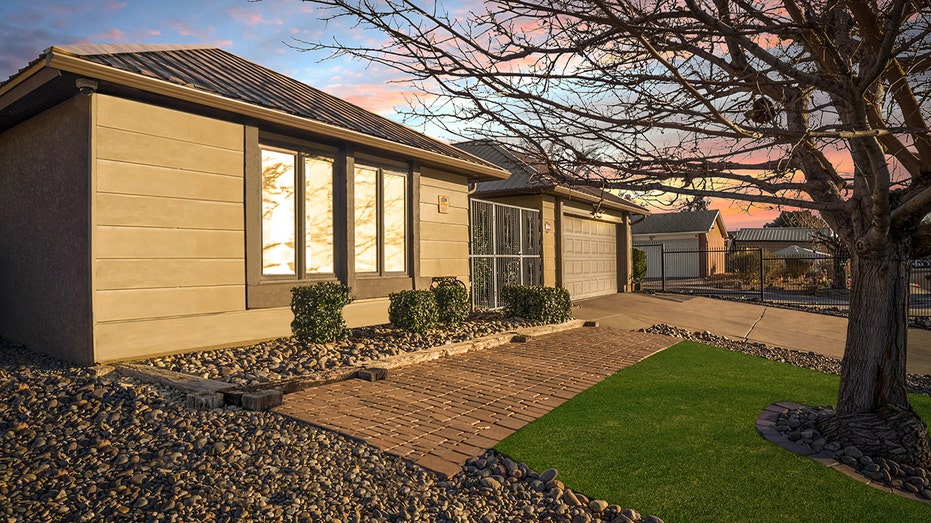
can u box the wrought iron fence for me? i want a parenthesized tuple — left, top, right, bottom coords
(632, 245, 931, 318)
(470, 200, 542, 309)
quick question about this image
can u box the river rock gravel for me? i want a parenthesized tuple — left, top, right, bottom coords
(144, 314, 539, 387)
(0, 335, 664, 523)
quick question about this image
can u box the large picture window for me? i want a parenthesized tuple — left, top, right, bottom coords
(354, 163, 407, 274)
(261, 146, 334, 278)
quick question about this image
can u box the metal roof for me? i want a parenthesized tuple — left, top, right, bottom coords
(732, 227, 829, 243)
(455, 140, 649, 214)
(1, 44, 504, 177)
(631, 210, 723, 235)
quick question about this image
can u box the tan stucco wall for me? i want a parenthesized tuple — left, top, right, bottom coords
(90, 96, 476, 362)
(420, 166, 472, 283)
(0, 96, 94, 364)
(91, 95, 261, 361)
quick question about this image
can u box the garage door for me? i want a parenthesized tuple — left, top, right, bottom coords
(562, 216, 617, 300)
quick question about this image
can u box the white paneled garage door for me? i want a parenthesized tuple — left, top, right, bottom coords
(562, 216, 617, 300)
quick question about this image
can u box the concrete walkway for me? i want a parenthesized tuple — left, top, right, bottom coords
(572, 292, 931, 376)
(275, 327, 672, 477)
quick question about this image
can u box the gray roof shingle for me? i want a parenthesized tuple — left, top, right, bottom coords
(732, 227, 830, 243)
(455, 140, 647, 212)
(3, 44, 498, 170)
(631, 210, 723, 235)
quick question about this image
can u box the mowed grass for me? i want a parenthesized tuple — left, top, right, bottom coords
(495, 341, 931, 522)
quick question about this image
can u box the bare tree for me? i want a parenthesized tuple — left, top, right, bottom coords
(765, 210, 828, 229)
(294, 0, 931, 466)
(677, 195, 711, 212)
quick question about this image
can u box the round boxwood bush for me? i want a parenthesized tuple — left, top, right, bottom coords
(290, 282, 352, 344)
(388, 290, 439, 334)
(431, 277, 470, 324)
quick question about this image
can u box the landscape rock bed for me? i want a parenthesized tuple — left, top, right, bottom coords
(773, 405, 931, 502)
(0, 337, 663, 523)
(145, 314, 539, 387)
(640, 324, 931, 396)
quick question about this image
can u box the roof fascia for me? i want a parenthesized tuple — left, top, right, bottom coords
(552, 185, 650, 214)
(43, 49, 509, 181)
(0, 66, 61, 112)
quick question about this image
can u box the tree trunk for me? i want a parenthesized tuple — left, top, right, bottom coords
(821, 242, 931, 468)
(830, 256, 847, 290)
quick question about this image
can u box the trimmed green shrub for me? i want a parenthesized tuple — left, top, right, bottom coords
(291, 282, 352, 344)
(632, 248, 648, 284)
(431, 277, 471, 324)
(388, 290, 439, 333)
(501, 285, 572, 324)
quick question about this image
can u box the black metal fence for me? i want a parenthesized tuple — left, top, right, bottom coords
(633, 245, 931, 318)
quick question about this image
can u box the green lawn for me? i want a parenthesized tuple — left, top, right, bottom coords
(495, 341, 931, 522)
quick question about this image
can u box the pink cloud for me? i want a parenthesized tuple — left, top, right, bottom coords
(165, 20, 215, 39)
(105, 1, 127, 11)
(91, 28, 125, 42)
(324, 83, 412, 115)
(228, 7, 283, 27)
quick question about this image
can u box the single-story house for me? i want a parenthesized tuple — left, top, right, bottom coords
(0, 44, 509, 364)
(631, 210, 729, 279)
(731, 227, 830, 253)
(454, 140, 650, 306)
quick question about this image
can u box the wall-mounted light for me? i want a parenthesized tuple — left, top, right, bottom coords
(591, 200, 604, 219)
(75, 78, 98, 95)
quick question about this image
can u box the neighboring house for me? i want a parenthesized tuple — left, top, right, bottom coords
(454, 140, 649, 305)
(731, 227, 830, 253)
(631, 210, 729, 279)
(0, 44, 509, 364)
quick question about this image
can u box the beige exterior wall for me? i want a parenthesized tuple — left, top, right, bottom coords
(0, 96, 94, 364)
(419, 167, 472, 284)
(91, 96, 408, 361)
(91, 95, 259, 361)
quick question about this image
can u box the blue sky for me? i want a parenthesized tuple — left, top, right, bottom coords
(0, 0, 782, 227)
(0, 0, 426, 128)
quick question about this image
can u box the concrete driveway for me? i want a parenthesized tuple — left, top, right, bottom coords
(572, 292, 931, 376)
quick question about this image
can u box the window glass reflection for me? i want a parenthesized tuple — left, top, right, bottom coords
(262, 150, 296, 275)
(305, 155, 334, 274)
(354, 165, 379, 273)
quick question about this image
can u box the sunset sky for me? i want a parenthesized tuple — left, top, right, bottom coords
(0, 0, 789, 228)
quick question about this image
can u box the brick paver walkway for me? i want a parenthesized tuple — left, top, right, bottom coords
(275, 327, 673, 477)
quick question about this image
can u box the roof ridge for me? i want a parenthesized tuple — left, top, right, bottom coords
(52, 44, 218, 56)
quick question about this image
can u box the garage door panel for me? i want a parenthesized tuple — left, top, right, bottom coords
(562, 215, 618, 300)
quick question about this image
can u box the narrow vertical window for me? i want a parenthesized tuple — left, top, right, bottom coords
(262, 149, 296, 276)
(354, 165, 379, 273)
(304, 155, 334, 274)
(383, 169, 407, 272)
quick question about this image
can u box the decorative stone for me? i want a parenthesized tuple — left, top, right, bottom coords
(589, 499, 609, 513)
(539, 468, 558, 482)
(241, 389, 283, 411)
(185, 392, 224, 410)
(356, 368, 388, 382)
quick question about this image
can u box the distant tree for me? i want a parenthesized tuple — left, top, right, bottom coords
(677, 195, 710, 212)
(295, 0, 931, 467)
(765, 210, 828, 229)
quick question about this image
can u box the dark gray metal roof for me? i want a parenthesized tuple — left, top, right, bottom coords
(455, 140, 647, 212)
(732, 227, 829, 243)
(4, 44, 493, 168)
(631, 210, 723, 235)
